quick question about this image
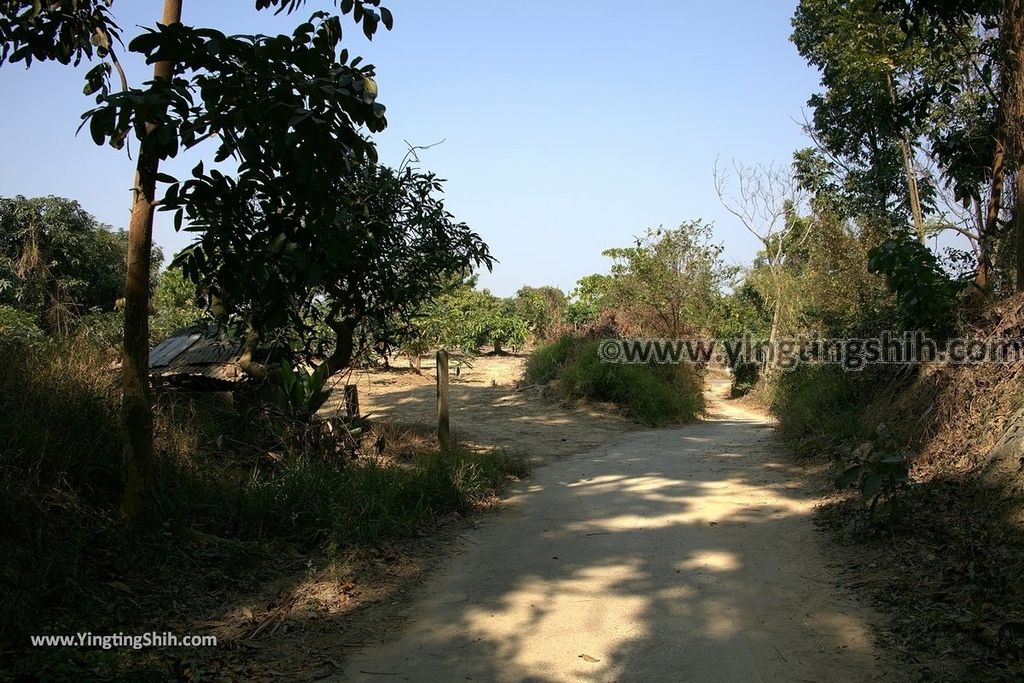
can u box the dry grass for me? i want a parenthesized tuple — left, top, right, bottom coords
(0, 339, 527, 680)
(775, 296, 1024, 680)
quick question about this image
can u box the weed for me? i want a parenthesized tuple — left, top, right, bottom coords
(526, 335, 704, 425)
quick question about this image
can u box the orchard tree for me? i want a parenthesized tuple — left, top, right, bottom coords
(472, 296, 530, 354)
(0, 0, 393, 521)
(400, 282, 529, 357)
(566, 273, 616, 328)
(513, 285, 567, 341)
(175, 162, 494, 375)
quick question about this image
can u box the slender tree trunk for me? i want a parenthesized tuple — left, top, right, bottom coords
(1007, 0, 1024, 289)
(1016, 173, 1023, 291)
(768, 279, 782, 371)
(325, 317, 356, 376)
(121, 0, 183, 523)
(980, 127, 1007, 294)
(886, 71, 925, 242)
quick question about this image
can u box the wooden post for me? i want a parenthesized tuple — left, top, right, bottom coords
(344, 384, 360, 419)
(436, 349, 450, 451)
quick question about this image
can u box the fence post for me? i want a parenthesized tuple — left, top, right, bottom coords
(436, 349, 450, 451)
(344, 384, 360, 419)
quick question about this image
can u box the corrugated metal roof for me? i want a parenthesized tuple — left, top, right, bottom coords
(149, 325, 251, 385)
(149, 331, 203, 368)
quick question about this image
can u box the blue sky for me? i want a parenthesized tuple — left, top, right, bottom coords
(0, 1, 820, 296)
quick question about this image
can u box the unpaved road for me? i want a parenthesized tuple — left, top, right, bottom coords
(331, 354, 632, 465)
(338, 375, 891, 682)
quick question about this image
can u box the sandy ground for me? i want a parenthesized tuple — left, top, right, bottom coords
(336, 371, 896, 682)
(326, 353, 633, 465)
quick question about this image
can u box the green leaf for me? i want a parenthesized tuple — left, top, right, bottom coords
(836, 464, 862, 489)
(861, 473, 886, 501)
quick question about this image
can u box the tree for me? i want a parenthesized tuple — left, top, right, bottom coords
(714, 161, 811, 356)
(151, 265, 204, 340)
(601, 220, 732, 338)
(0, 195, 159, 333)
(566, 273, 616, 328)
(792, 0, 936, 236)
(0, 0, 394, 521)
(472, 296, 530, 354)
(794, 0, 1022, 294)
(513, 285, 567, 341)
(177, 162, 493, 374)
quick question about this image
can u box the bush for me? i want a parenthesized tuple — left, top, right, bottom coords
(76, 309, 124, 349)
(0, 305, 44, 345)
(730, 361, 759, 397)
(766, 364, 875, 454)
(526, 335, 704, 425)
(237, 449, 527, 549)
(0, 340, 525, 655)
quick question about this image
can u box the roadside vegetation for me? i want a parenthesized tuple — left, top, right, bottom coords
(0, 332, 525, 678)
(526, 335, 704, 425)
(2, 0, 1024, 679)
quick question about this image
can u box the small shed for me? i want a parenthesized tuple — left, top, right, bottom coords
(149, 324, 268, 389)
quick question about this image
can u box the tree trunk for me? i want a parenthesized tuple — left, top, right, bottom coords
(325, 317, 356, 376)
(1007, 0, 1024, 290)
(980, 129, 1007, 294)
(121, 0, 183, 523)
(1017, 173, 1024, 292)
(886, 71, 925, 242)
(768, 289, 782, 370)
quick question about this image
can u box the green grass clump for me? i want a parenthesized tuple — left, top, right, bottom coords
(526, 335, 704, 425)
(765, 364, 873, 454)
(238, 449, 527, 548)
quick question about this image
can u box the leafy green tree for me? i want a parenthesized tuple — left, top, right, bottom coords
(473, 297, 530, 354)
(151, 265, 204, 340)
(793, 0, 1021, 293)
(601, 221, 732, 338)
(792, 0, 934, 234)
(513, 285, 567, 341)
(0, 0, 394, 520)
(178, 162, 492, 374)
(566, 274, 616, 328)
(399, 281, 531, 360)
(0, 195, 160, 334)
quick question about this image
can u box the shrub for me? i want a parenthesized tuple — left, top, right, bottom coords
(0, 341, 525, 651)
(237, 449, 527, 549)
(766, 364, 876, 454)
(0, 305, 44, 345)
(730, 361, 759, 397)
(526, 335, 704, 425)
(76, 309, 124, 349)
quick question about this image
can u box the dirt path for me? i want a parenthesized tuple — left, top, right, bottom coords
(331, 354, 633, 465)
(336, 373, 893, 682)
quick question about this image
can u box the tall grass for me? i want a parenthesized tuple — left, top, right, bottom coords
(526, 335, 704, 425)
(0, 337, 525, 653)
(764, 364, 887, 456)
